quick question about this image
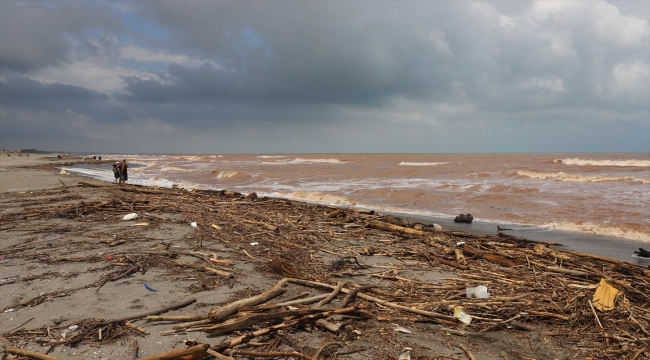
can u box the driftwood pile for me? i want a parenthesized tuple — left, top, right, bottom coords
(1, 179, 649, 359)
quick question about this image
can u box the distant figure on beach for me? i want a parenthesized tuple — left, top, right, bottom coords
(98, 156, 102, 161)
(112, 162, 121, 183)
(454, 213, 473, 223)
(119, 159, 128, 185)
(93, 155, 96, 160)
(57, 154, 62, 160)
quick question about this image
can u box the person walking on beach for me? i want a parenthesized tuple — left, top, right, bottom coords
(112, 162, 121, 183)
(119, 159, 128, 186)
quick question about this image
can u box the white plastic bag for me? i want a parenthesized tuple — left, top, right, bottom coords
(466, 285, 490, 299)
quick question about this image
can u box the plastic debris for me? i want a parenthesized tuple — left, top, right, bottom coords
(250, 242, 259, 246)
(59, 169, 68, 175)
(593, 279, 619, 312)
(456, 241, 466, 247)
(211, 224, 221, 230)
(466, 285, 490, 299)
(399, 347, 412, 360)
(453, 306, 472, 324)
(190, 222, 198, 227)
(393, 325, 412, 334)
(106, 256, 113, 261)
(4, 309, 15, 313)
(123, 213, 137, 221)
(433, 223, 442, 231)
(144, 283, 157, 292)
(67, 325, 79, 331)
(130, 222, 149, 226)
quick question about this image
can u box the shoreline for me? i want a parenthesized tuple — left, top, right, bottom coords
(58, 157, 650, 264)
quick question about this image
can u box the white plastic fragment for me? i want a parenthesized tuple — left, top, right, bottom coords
(393, 325, 412, 334)
(250, 242, 259, 246)
(399, 347, 412, 360)
(190, 222, 197, 227)
(123, 213, 137, 221)
(456, 241, 466, 247)
(433, 223, 442, 231)
(466, 285, 490, 299)
(4, 308, 15, 313)
(67, 325, 79, 331)
(453, 307, 472, 324)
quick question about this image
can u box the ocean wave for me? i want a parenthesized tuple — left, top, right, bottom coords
(543, 222, 650, 242)
(399, 162, 450, 166)
(261, 161, 285, 165)
(161, 166, 200, 173)
(211, 170, 253, 183)
(517, 171, 650, 184)
(289, 158, 346, 164)
(257, 155, 288, 159)
(554, 158, 650, 167)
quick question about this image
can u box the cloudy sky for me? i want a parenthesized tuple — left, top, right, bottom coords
(1, 0, 648, 153)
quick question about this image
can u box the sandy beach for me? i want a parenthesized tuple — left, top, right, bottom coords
(1, 154, 649, 360)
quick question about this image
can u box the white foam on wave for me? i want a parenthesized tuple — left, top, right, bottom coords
(289, 158, 346, 164)
(555, 158, 650, 167)
(257, 155, 288, 159)
(161, 166, 200, 173)
(543, 222, 650, 242)
(399, 162, 449, 166)
(517, 170, 650, 184)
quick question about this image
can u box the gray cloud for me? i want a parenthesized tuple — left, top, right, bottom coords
(0, 2, 118, 73)
(0, 1, 648, 153)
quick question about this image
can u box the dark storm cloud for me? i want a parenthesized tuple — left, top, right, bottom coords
(0, 1, 118, 73)
(0, 0, 648, 153)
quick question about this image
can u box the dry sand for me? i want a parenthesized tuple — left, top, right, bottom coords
(0, 154, 572, 360)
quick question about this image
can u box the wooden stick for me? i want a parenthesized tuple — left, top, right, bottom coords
(208, 278, 288, 320)
(203, 308, 331, 334)
(459, 344, 477, 360)
(314, 281, 346, 308)
(288, 278, 455, 322)
(0, 336, 64, 360)
(630, 347, 647, 360)
(125, 321, 150, 335)
(367, 220, 428, 236)
(138, 344, 209, 360)
(587, 299, 603, 328)
(132, 339, 139, 360)
(213, 306, 365, 352)
(228, 349, 314, 360)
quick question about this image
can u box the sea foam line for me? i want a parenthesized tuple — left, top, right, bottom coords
(543, 222, 650, 242)
(399, 162, 449, 166)
(517, 171, 650, 184)
(555, 158, 650, 167)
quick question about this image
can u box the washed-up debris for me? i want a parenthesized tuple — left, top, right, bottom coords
(393, 325, 412, 334)
(593, 279, 619, 312)
(122, 213, 137, 221)
(2, 174, 649, 360)
(143, 283, 157, 292)
(466, 285, 490, 299)
(453, 306, 472, 324)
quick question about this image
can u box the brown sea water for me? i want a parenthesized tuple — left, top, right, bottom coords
(67, 153, 650, 245)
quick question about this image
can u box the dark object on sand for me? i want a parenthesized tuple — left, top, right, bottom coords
(634, 248, 650, 258)
(497, 226, 512, 231)
(454, 214, 473, 223)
